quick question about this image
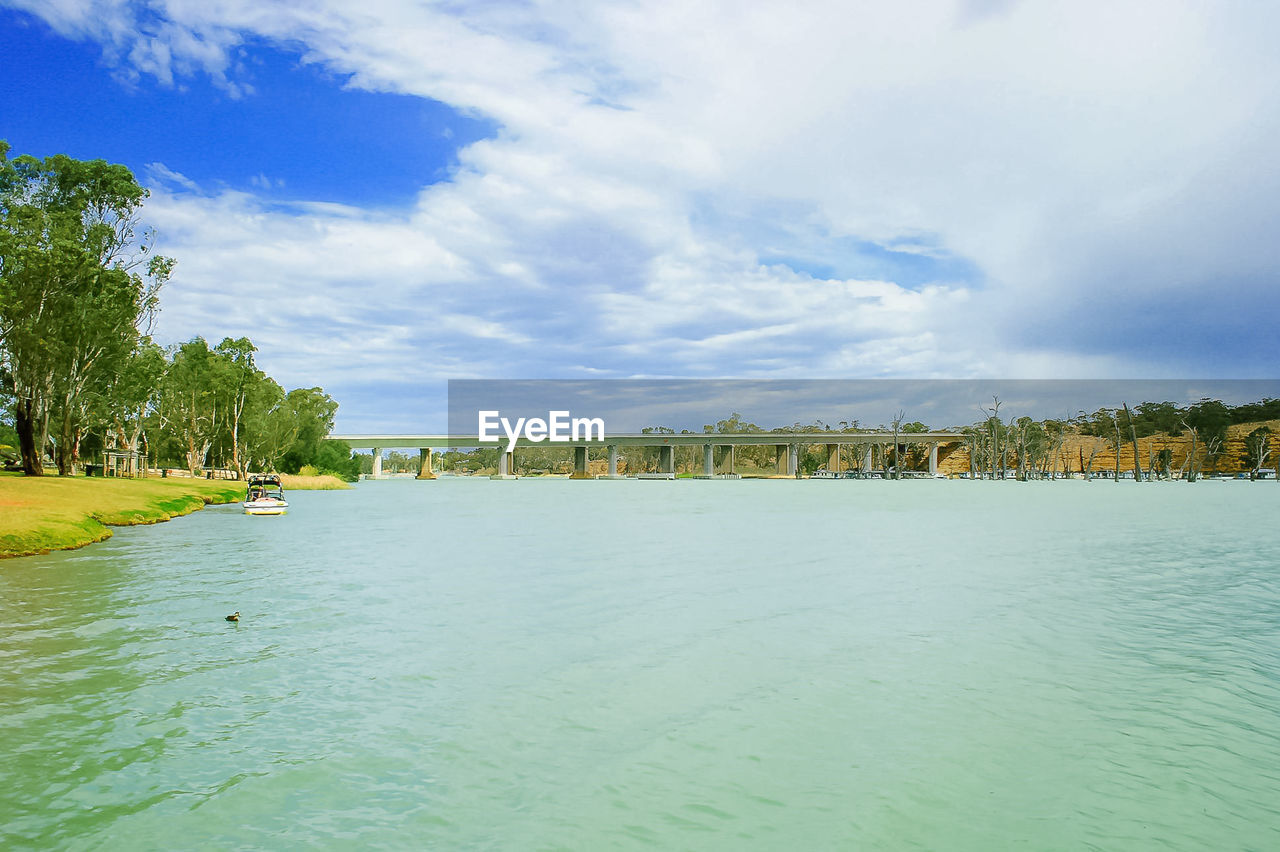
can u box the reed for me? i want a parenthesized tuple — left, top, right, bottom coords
(278, 473, 352, 491)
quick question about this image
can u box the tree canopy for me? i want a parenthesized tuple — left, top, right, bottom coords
(1, 143, 356, 480)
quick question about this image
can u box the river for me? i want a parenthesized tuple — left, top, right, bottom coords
(3, 479, 1279, 849)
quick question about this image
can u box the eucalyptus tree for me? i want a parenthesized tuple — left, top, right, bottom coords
(240, 376, 291, 472)
(889, 410, 905, 479)
(980, 396, 1003, 478)
(277, 387, 340, 473)
(1010, 416, 1050, 480)
(1042, 419, 1068, 479)
(961, 425, 986, 478)
(713, 412, 770, 470)
(95, 337, 166, 461)
(212, 336, 261, 478)
(1245, 426, 1270, 480)
(1121, 403, 1143, 482)
(0, 142, 172, 474)
(1185, 399, 1230, 476)
(152, 338, 223, 475)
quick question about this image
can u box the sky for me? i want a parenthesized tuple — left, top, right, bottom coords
(3, 1, 1279, 432)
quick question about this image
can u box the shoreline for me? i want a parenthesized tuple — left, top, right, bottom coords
(1, 475, 243, 559)
(1, 472, 355, 559)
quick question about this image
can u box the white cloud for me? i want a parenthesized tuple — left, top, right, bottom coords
(16, 0, 1280, 428)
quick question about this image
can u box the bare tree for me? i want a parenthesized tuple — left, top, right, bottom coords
(1113, 416, 1122, 482)
(981, 396, 1002, 479)
(1180, 419, 1201, 482)
(1122, 403, 1143, 482)
(1084, 442, 1103, 481)
(890, 410, 904, 480)
(1243, 427, 1270, 480)
(1203, 433, 1223, 477)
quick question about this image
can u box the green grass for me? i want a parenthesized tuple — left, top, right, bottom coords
(0, 473, 244, 559)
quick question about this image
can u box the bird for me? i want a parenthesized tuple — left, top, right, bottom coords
(225, 612, 240, 622)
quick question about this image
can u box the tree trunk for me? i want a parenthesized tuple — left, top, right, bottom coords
(187, 433, 201, 477)
(1123, 404, 1142, 482)
(55, 408, 76, 475)
(14, 398, 44, 476)
(231, 412, 245, 480)
(1187, 429, 1198, 482)
(1113, 422, 1122, 482)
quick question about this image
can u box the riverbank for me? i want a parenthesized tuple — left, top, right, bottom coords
(0, 473, 244, 559)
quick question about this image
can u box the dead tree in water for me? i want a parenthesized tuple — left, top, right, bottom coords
(1122, 403, 1143, 482)
(1084, 442, 1102, 481)
(1203, 434, 1223, 477)
(1112, 417, 1122, 482)
(1181, 419, 1200, 482)
(891, 410, 904, 480)
(1049, 432, 1066, 480)
(981, 396, 1002, 479)
(1245, 426, 1270, 481)
(1012, 420, 1027, 481)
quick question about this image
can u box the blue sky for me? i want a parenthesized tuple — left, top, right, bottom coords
(3, 1, 1278, 432)
(1, 9, 491, 206)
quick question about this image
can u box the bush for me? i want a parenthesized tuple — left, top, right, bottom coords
(298, 464, 320, 477)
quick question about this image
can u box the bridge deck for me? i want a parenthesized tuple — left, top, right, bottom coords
(331, 431, 965, 449)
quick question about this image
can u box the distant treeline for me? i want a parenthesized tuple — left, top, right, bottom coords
(956, 396, 1278, 481)
(1073, 398, 1280, 440)
(0, 142, 355, 478)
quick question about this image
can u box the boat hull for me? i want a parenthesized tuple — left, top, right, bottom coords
(244, 500, 288, 516)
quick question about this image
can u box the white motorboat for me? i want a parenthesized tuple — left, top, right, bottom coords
(244, 474, 289, 515)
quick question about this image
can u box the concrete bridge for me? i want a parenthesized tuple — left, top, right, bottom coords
(330, 431, 966, 480)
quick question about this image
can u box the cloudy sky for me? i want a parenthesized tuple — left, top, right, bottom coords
(3, 1, 1278, 431)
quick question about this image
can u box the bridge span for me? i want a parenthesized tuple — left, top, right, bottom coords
(330, 431, 966, 480)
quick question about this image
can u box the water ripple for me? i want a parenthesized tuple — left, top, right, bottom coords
(2, 482, 1279, 848)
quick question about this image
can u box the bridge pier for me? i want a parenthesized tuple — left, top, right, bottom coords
(417, 448, 437, 480)
(826, 443, 840, 472)
(863, 446, 873, 473)
(371, 447, 382, 479)
(604, 444, 623, 478)
(704, 443, 714, 477)
(788, 444, 799, 477)
(929, 443, 939, 476)
(660, 445, 675, 475)
(571, 445, 591, 479)
(491, 450, 517, 479)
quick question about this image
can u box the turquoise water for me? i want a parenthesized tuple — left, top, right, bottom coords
(3, 479, 1280, 849)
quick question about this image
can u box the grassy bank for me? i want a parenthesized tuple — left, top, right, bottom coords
(0, 473, 244, 559)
